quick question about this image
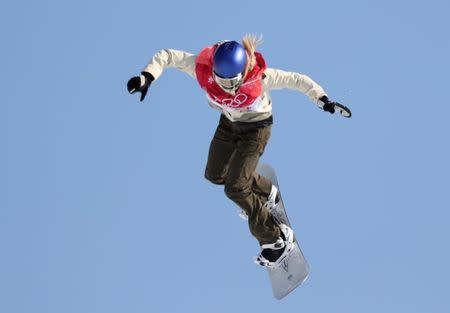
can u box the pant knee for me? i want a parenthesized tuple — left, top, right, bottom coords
(204, 170, 225, 185)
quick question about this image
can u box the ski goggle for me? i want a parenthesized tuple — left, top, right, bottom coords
(213, 72, 243, 90)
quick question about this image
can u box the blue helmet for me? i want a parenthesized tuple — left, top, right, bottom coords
(213, 41, 247, 78)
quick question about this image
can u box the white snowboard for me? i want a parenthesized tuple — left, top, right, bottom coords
(256, 163, 310, 299)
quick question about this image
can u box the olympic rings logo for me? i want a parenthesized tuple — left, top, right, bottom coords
(210, 93, 249, 108)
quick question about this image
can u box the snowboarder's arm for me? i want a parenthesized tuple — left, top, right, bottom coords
(263, 68, 327, 105)
(262, 68, 351, 117)
(142, 49, 197, 80)
(127, 49, 196, 102)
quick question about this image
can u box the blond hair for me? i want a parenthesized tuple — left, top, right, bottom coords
(242, 34, 263, 77)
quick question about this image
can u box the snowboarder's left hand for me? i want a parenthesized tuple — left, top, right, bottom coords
(319, 96, 336, 114)
(319, 96, 352, 118)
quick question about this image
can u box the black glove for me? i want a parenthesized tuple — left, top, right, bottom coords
(319, 96, 352, 118)
(127, 72, 155, 102)
(319, 96, 335, 114)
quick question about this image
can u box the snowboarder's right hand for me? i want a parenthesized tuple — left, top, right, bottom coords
(127, 72, 155, 102)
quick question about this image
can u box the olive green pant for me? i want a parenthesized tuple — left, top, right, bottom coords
(205, 115, 281, 245)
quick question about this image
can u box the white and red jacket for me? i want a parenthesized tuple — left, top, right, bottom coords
(142, 47, 327, 123)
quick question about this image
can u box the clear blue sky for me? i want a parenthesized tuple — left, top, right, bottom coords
(2, 0, 449, 312)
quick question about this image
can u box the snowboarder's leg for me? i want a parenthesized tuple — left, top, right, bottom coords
(223, 125, 280, 245)
(205, 116, 272, 198)
(204, 115, 237, 185)
(251, 172, 273, 198)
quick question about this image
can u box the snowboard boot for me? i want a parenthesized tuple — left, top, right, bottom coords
(238, 185, 281, 221)
(254, 223, 294, 267)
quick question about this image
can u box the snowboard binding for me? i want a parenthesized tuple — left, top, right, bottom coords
(238, 185, 280, 221)
(254, 223, 295, 267)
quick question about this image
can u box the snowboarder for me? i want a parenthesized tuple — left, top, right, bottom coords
(127, 35, 350, 267)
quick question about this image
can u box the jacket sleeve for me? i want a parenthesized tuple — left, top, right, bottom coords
(263, 68, 327, 104)
(142, 49, 197, 80)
